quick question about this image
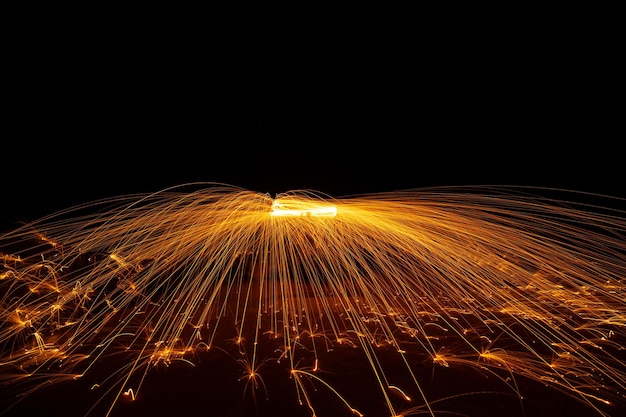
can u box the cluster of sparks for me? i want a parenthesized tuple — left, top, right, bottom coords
(1, 182, 625, 416)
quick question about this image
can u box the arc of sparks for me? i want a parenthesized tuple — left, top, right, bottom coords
(0, 182, 625, 417)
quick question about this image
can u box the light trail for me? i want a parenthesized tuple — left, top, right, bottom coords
(0, 182, 625, 416)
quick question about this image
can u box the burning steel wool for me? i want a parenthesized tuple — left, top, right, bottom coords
(1, 183, 625, 416)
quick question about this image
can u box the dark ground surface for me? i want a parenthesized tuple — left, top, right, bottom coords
(1, 262, 624, 417)
(1, 348, 623, 417)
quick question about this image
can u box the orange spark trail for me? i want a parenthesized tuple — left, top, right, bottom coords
(1, 183, 625, 417)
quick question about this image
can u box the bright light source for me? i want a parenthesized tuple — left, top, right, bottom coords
(270, 199, 337, 217)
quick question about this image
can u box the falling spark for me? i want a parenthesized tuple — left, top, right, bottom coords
(1, 182, 625, 416)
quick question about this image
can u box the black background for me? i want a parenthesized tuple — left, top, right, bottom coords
(2, 17, 623, 231)
(2, 13, 624, 417)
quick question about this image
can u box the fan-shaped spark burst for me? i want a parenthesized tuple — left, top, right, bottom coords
(1, 183, 625, 416)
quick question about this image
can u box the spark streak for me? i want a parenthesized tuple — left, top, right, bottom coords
(1, 182, 625, 416)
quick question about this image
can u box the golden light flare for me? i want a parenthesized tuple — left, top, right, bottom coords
(270, 197, 337, 217)
(0, 182, 625, 416)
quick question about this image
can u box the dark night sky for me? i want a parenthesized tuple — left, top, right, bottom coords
(1, 18, 624, 417)
(2, 21, 622, 231)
